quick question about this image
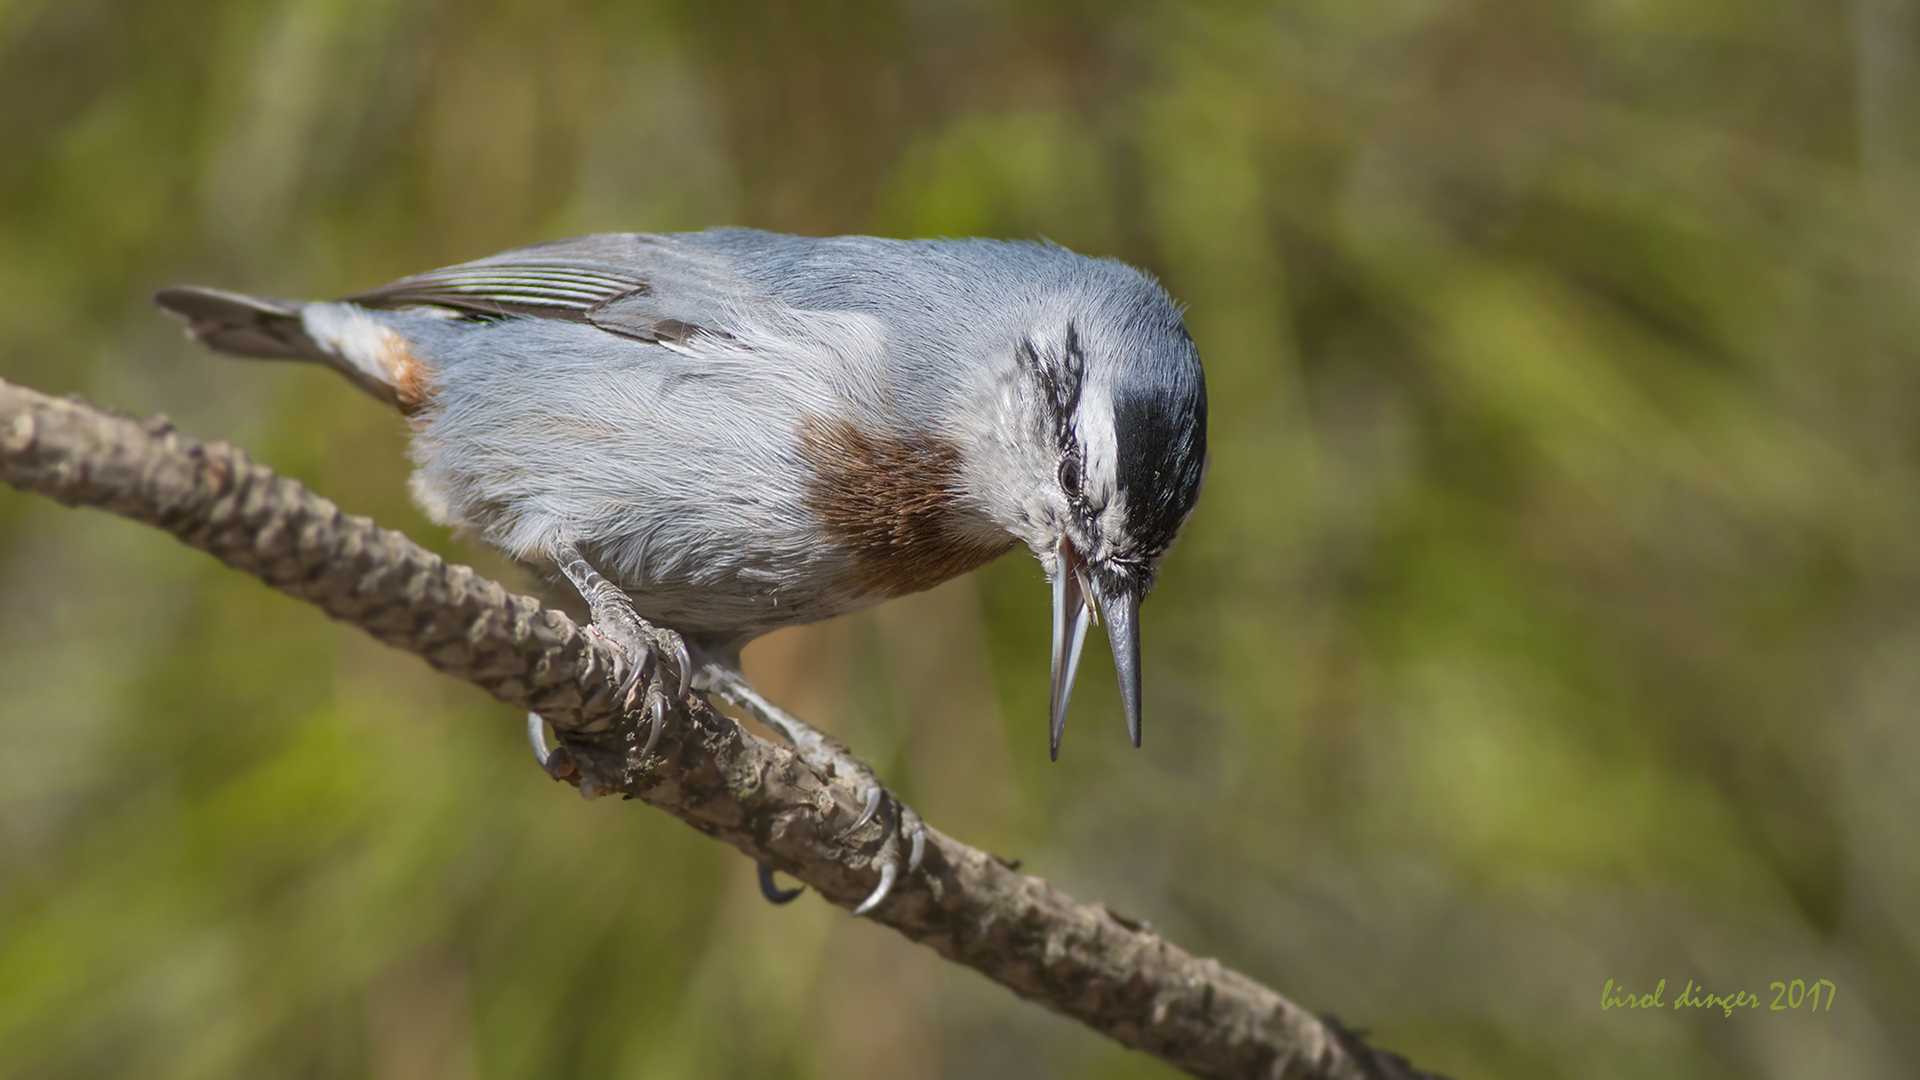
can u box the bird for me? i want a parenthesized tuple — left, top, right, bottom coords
(154, 228, 1208, 911)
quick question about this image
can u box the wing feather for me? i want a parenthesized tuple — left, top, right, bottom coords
(339, 233, 766, 343)
(345, 261, 650, 321)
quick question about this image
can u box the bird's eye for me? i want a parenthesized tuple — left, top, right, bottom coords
(1058, 457, 1080, 493)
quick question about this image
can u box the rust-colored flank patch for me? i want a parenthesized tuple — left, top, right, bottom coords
(374, 327, 434, 414)
(798, 415, 1013, 598)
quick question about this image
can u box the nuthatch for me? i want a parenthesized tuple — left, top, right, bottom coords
(156, 229, 1208, 912)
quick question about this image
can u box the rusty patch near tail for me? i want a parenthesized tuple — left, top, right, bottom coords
(797, 415, 1013, 598)
(373, 327, 435, 414)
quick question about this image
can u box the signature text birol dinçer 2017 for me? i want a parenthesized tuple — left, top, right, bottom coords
(1601, 978, 1835, 1017)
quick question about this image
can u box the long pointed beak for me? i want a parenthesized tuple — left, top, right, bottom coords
(1049, 537, 1092, 761)
(1099, 583, 1143, 748)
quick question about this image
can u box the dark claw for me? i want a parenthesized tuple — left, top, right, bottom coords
(757, 863, 804, 904)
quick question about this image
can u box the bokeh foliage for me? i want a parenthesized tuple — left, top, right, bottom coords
(4, 0, 1919, 1076)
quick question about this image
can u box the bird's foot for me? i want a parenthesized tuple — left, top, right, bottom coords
(553, 541, 691, 759)
(526, 543, 692, 798)
(700, 665, 926, 917)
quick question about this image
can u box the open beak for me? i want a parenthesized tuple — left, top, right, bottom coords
(1049, 538, 1093, 761)
(1048, 538, 1145, 759)
(1100, 578, 1143, 749)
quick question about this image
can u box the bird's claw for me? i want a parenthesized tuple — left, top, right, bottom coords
(664, 634, 693, 701)
(590, 618, 689, 714)
(908, 820, 927, 874)
(848, 794, 927, 917)
(852, 857, 899, 918)
(757, 863, 804, 904)
(528, 712, 603, 796)
(540, 654, 926, 913)
(609, 631, 651, 709)
(701, 666, 930, 918)
(641, 683, 668, 759)
(628, 626, 693, 708)
(570, 586, 686, 764)
(849, 783, 882, 834)
(529, 712, 554, 770)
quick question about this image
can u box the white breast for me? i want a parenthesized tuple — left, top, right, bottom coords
(404, 312, 923, 636)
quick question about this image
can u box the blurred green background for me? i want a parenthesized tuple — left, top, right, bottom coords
(3, 0, 1918, 1076)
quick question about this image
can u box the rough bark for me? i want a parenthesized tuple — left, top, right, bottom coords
(0, 378, 1443, 1080)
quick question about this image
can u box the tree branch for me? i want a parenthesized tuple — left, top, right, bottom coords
(0, 378, 1441, 1080)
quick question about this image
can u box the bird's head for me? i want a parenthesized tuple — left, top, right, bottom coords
(965, 269, 1207, 759)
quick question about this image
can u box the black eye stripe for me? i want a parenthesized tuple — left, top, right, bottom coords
(1017, 325, 1085, 465)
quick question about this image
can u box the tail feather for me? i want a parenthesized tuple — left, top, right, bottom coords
(153, 286, 421, 411)
(152, 286, 322, 361)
